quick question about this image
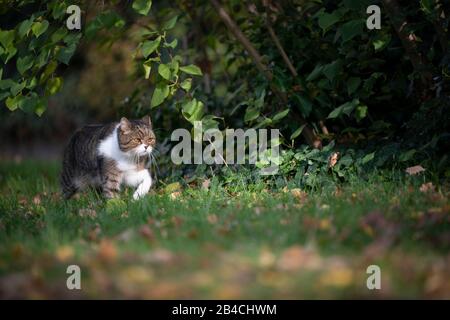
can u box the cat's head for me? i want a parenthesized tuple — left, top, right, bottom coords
(117, 116, 156, 156)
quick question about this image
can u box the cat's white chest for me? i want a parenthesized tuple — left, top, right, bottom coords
(97, 125, 153, 199)
(123, 168, 150, 187)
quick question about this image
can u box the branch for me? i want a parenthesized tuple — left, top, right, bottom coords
(209, 0, 322, 148)
(266, 23, 298, 77)
(209, 0, 272, 82)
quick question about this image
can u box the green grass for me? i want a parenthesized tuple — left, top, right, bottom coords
(0, 160, 449, 299)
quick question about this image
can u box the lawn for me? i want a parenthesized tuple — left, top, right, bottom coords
(0, 161, 449, 299)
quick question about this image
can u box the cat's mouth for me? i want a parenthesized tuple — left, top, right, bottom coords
(134, 145, 153, 157)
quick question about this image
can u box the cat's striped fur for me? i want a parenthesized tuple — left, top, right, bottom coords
(61, 116, 156, 200)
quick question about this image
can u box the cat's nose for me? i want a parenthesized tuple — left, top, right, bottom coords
(144, 145, 148, 150)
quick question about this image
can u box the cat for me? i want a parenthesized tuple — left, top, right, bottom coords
(61, 116, 156, 200)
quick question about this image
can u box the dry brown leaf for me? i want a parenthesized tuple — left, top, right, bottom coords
(98, 239, 118, 262)
(170, 191, 182, 200)
(18, 197, 28, 206)
(290, 188, 308, 202)
(319, 267, 353, 287)
(207, 214, 218, 224)
(277, 246, 306, 271)
(32, 195, 41, 205)
(171, 216, 183, 227)
(405, 165, 426, 175)
(328, 152, 340, 168)
(56, 245, 74, 262)
(420, 182, 435, 193)
(139, 225, 154, 241)
(78, 208, 97, 218)
(201, 179, 211, 189)
(88, 224, 102, 242)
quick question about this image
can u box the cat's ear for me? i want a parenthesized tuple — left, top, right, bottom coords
(142, 115, 152, 128)
(119, 117, 132, 134)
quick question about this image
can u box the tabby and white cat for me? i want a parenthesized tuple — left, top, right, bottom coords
(61, 116, 156, 200)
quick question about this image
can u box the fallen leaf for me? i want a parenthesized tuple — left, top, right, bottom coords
(201, 179, 211, 189)
(259, 248, 275, 268)
(405, 165, 425, 175)
(88, 224, 101, 241)
(420, 182, 435, 193)
(78, 208, 97, 218)
(139, 225, 154, 241)
(98, 239, 117, 262)
(56, 245, 74, 262)
(290, 188, 308, 202)
(170, 191, 182, 199)
(328, 152, 339, 168)
(32, 195, 41, 205)
(319, 267, 353, 287)
(207, 214, 218, 224)
(277, 246, 306, 271)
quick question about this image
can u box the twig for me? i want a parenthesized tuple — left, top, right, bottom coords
(209, 0, 322, 148)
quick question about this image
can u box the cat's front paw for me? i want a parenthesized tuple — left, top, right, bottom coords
(133, 189, 148, 200)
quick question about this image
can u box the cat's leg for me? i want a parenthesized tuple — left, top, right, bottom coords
(101, 159, 122, 199)
(133, 170, 152, 200)
(60, 167, 78, 199)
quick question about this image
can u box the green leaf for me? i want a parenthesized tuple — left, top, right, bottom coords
(45, 77, 63, 95)
(35, 99, 46, 116)
(162, 15, 178, 30)
(0, 79, 16, 90)
(143, 62, 151, 79)
(21, 94, 39, 113)
(362, 152, 375, 164)
(4, 47, 17, 64)
(158, 64, 171, 80)
(165, 39, 178, 49)
(340, 19, 365, 43)
(373, 34, 391, 51)
(327, 99, 359, 119)
(18, 19, 34, 38)
(355, 105, 368, 122)
(290, 124, 306, 140)
(322, 60, 342, 82)
(31, 20, 49, 38)
(180, 78, 192, 91)
(317, 11, 340, 32)
(306, 64, 323, 82)
(180, 64, 202, 76)
(142, 37, 161, 58)
(182, 99, 204, 123)
(56, 44, 77, 65)
(5, 95, 20, 111)
(272, 109, 290, 122)
(399, 149, 416, 162)
(132, 0, 152, 15)
(11, 81, 26, 96)
(0, 30, 15, 48)
(51, 28, 68, 43)
(151, 83, 169, 108)
(347, 77, 361, 95)
(17, 55, 34, 75)
(40, 61, 58, 83)
(294, 95, 312, 117)
(244, 106, 260, 123)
